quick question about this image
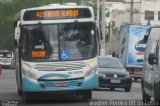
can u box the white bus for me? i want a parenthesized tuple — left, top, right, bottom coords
(14, 3, 99, 100)
(0, 50, 13, 68)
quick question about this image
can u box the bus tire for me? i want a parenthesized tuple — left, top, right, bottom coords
(16, 67, 23, 96)
(18, 86, 23, 96)
(23, 92, 32, 101)
(142, 81, 151, 103)
(82, 90, 92, 100)
(154, 84, 160, 101)
(17, 47, 23, 96)
(17, 70, 23, 96)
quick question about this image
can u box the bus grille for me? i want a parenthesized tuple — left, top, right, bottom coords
(34, 62, 86, 71)
(39, 78, 84, 88)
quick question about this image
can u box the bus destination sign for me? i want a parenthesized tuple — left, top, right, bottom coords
(36, 10, 79, 18)
(23, 8, 91, 21)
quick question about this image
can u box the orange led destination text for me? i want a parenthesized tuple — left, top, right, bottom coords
(36, 10, 79, 18)
(32, 51, 46, 58)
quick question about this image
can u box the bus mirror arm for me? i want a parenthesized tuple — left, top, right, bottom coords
(15, 27, 20, 46)
(143, 35, 148, 43)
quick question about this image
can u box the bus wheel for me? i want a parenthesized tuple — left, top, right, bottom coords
(154, 84, 160, 101)
(18, 87, 23, 96)
(142, 81, 150, 103)
(23, 92, 32, 101)
(82, 90, 92, 100)
(16, 73, 23, 96)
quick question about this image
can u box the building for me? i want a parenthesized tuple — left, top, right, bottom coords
(140, 0, 160, 25)
(105, 0, 160, 55)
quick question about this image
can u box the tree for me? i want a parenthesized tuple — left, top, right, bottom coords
(0, 0, 97, 50)
(0, 0, 59, 50)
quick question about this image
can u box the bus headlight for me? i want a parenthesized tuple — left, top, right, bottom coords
(22, 69, 37, 80)
(29, 72, 37, 80)
(22, 63, 37, 80)
(92, 66, 98, 74)
(84, 66, 98, 80)
(84, 70, 92, 78)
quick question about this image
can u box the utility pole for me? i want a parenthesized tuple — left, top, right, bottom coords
(97, 0, 100, 27)
(130, 0, 134, 24)
(128, 0, 141, 24)
(101, 0, 106, 56)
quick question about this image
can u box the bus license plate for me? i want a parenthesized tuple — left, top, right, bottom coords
(110, 79, 121, 83)
(54, 82, 68, 87)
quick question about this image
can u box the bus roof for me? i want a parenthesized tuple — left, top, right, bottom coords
(33, 3, 92, 10)
(15, 3, 94, 25)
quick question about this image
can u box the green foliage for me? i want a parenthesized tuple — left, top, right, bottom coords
(0, 0, 58, 50)
(0, 0, 96, 50)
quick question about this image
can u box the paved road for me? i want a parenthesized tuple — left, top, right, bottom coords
(0, 69, 144, 106)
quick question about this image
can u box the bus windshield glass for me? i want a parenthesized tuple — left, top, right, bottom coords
(21, 22, 97, 62)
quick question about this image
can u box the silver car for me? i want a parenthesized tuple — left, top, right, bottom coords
(98, 56, 132, 92)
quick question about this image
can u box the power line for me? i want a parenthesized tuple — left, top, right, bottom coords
(124, 0, 141, 24)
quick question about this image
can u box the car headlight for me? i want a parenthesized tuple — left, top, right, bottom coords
(98, 73, 106, 79)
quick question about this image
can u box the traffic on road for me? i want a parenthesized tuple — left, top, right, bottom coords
(0, 69, 145, 106)
(1, 0, 160, 106)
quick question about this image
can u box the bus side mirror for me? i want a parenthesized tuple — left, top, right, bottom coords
(148, 53, 158, 65)
(15, 21, 21, 47)
(143, 35, 148, 43)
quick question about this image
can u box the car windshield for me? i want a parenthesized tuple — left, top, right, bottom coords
(0, 52, 12, 58)
(20, 22, 97, 62)
(149, 27, 160, 39)
(98, 57, 123, 69)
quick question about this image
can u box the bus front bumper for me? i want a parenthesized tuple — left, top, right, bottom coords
(22, 74, 99, 92)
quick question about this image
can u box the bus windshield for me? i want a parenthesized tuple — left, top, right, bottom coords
(21, 22, 97, 62)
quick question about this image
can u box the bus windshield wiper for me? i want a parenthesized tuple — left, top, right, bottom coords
(64, 20, 78, 38)
(38, 22, 49, 41)
(38, 22, 45, 34)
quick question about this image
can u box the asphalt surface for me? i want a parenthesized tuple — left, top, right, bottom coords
(0, 69, 149, 106)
